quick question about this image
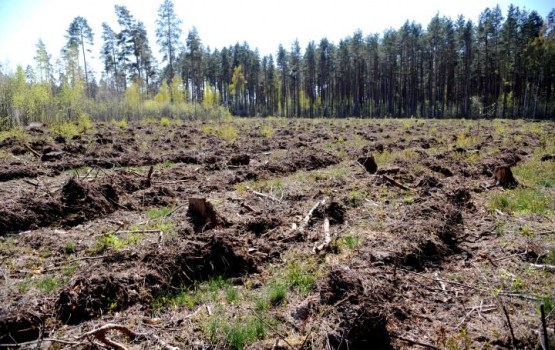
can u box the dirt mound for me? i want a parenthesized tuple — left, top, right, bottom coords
(321, 267, 393, 350)
(139, 186, 175, 207)
(313, 201, 346, 224)
(56, 272, 144, 325)
(320, 267, 363, 305)
(60, 178, 120, 226)
(228, 154, 250, 166)
(56, 232, 258, 325)
(390, 198, 464, 269)
(265, 149, 340, 174)
(245, 216, 281, 236)
(0, 164, 39, 182)
(0, 174, 147, 234)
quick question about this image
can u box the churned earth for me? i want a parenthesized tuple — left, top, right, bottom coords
(0, 117, 554, 349)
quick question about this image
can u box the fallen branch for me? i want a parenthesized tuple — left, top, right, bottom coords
(24, 143, 41, 158)
(390, 333, 439, 349)
(0, 338, 81, 348)
(313, 217, 331, 253)
(79, 323, 144, 350)
(117, 229, 164, 234)
(540, 304, 549, 350)
(252, 189, 281, 203)
(164, 204, 188, 217)
(496, 297, 517, 347)
(529, 263, 555, 272)
(299, 198, 326, 233)
(381, 174, 411, 191)
(152, 335, 181, 350)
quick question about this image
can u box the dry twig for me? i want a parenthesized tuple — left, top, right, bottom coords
(299, 198, 326, 233)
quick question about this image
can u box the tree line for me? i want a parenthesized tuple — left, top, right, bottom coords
(1, 1, 554, 127)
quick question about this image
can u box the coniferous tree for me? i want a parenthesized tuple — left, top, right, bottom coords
(100, 23, 122, 92)
(34, 39, 52, 84)
(65, 16, 94, 94)
(156, 0, 182, 85)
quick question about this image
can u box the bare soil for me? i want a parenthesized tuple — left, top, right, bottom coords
(0, 118, 554, 349)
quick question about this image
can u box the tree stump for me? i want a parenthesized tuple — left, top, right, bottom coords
(493, 166, 517, 189)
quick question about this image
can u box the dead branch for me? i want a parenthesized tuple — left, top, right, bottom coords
(299, 198, 326, 233)
(381, 174, 412, 191)
(145, 165, 154, 187)
(0, 338, 81, 348)
(496, 297, 517, 347)
(151, 335, 181, 350)
(529, 263, 555, 272)
(117, 229, 163, 234)
(24, 143, 41, 158)
(251, 189, 281, 203)
(164, 204, 187, 217)
(313, 217, 331, 253)
(79, 323, 144, 350)
(390, 333, 439, 349)
(540, 304, 549, 350)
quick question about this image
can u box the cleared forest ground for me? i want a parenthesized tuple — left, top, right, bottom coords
(0, 117, 554, 349)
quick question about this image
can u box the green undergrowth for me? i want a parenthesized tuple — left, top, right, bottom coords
(513, 159, 555, 188)
(0, 127, 27, 142)
(17, 275, 62, 294)
(90, 231, 144, 254)
(151, 257, 319, 349)
(489, 188, 554, 215)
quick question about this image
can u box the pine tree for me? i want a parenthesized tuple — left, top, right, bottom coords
(65, 16, 94, 94)
(156, 0, 182, 85)
(100, 23, 122, 92)
(34, 39, 52, 84)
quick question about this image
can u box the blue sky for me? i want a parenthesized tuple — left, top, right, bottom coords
(0, 0, 552, 77)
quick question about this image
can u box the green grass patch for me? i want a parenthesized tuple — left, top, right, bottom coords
(147, 206, 173, 219)
(153, 276, 238, 312)
(90, 231, 144, 254)
(285, 261, 317, 295)
(35, 275, 62, 293)
(267, 282, 287, 306)
(341, 234, 362, 250)
(18, 275, 62, 294)
(513, 159, 555, 188)
(205, 312, 270, 350)
(489, 188, 554, 214)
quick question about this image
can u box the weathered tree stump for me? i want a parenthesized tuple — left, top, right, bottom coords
(357, 155, 378, 174)
(493, 166, 517, 189)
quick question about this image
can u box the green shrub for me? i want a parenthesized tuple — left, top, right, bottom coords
(112, 118, 128, 129)
(0, 127, 27, 142)
(77, 113, 93, 132)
